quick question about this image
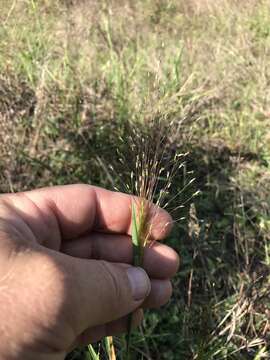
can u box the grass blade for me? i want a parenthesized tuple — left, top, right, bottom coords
(87, 345, 100, 360)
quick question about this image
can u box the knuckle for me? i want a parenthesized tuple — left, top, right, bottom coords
(98, 261, 125, 312)
(100, 261, 121, 297)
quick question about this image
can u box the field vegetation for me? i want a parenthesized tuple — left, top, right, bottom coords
(0, 0, 269, 359)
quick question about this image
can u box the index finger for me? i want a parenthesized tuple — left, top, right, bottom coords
(16, 184, 172, 241)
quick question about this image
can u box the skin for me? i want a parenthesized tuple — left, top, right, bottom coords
(0, 184, 179, 360)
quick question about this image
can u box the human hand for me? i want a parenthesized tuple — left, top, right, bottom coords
(0, 184, 179, 360)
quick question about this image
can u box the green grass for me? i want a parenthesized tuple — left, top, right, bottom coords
(0, 0, 270, 359)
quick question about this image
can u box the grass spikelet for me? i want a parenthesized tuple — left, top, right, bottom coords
(109, 118, 198, 359)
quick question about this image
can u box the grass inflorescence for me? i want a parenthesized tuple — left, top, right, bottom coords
(108, 119, 199, 359)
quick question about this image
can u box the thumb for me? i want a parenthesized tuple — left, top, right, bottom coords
(62, 256, 151, 333)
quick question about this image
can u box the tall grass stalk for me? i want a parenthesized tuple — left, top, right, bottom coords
(117, 119, 197, 359)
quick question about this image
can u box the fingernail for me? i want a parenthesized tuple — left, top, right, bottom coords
(126, 267, 151, 301)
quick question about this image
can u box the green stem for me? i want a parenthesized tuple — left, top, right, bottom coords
(87, 345, 100, 360)
(125, 202, 144, 359)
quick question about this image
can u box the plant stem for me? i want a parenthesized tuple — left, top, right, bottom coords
(125, 201, 145, 359)
(87, 345, 100, 360)
(105, 336, 116, 360)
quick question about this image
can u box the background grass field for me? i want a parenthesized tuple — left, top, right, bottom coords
(0, 0, 270, 359)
